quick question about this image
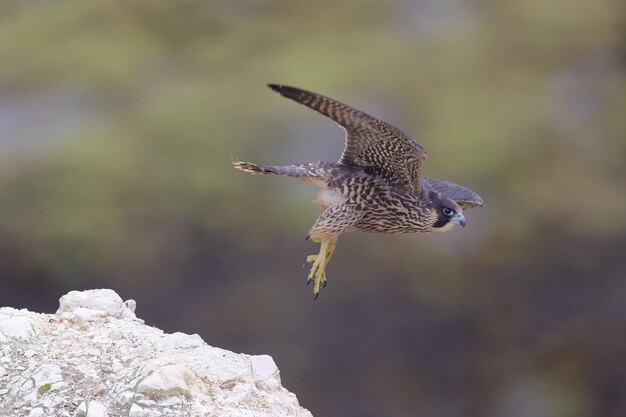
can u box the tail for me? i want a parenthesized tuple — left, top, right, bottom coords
(232, 161, 278, 175)
(233, 160, 327, 179)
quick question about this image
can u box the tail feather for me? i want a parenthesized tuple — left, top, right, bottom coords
(233, 161, 326, 179)
(232, 161, 276, 175)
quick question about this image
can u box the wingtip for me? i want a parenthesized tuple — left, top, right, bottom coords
(267, 83, 283, 93)
(267, 83, 302, 97)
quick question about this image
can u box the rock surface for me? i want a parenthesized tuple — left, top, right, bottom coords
(0, 289, 313, 417)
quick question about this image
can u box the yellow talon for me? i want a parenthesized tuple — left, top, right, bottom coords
(305, 240, 337, 298)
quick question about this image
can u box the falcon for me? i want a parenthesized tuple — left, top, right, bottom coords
(234, 84, 484, 298)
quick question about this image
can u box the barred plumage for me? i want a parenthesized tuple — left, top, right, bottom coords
(234, 85, 484, 298)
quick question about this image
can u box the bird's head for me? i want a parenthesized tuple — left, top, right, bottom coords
(429, 193, 466, 232)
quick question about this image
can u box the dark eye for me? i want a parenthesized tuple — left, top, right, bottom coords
(442, 207, 453, 216)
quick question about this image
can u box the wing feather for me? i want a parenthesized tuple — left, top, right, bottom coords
(268, 84, 427, 194)
(422, 177, 484, 209)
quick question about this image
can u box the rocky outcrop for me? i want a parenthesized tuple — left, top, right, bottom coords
(0, 289, 313, 417)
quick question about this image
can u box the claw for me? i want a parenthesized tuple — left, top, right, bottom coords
(304, 240, 336, 299)
(313, 292, 319, 300)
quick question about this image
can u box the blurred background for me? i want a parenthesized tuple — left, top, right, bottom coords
(0, 1, 625, 416)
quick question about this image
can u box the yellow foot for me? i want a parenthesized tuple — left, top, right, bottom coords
(305, 240, 336, 299)
(304, 255, 327, 287)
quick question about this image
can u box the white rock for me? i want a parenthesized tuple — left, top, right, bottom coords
(118, 390, 135, 404)
(0, 289, 313, 417)
(56, 289, 138, 322)
(76, 364, 98, 379)
(159, 396, 183, 407)
(73, 401, 108, 417)
(128, 404, 142, 417)
(161, 332, 205, 349)
(32, 364, 64, 391)
(251, 355, 279, 379)
(128, 403, 162, 417)
(136, 364, 195, 399)
(28, 407, 45, 417)
(57, 289, 123, 313)
(59, 307, 103, 322)
(0, 309, 42, 340)
(123, 299, 136, 313)
(86, 401, 108, 417)
(73, 402, 87, 417)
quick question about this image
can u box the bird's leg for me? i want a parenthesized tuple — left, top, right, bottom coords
(306, 241, 328, 295)
(320, 240, 336, 288)
(306, 240, 337, 298)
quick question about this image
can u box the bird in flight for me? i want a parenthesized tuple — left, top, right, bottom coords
(234, 84, 484, 298)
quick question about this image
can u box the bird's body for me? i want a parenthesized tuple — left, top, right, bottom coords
(234, 85, 484, 298)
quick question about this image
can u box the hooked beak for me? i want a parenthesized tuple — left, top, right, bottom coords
(451, 213, 466, 228)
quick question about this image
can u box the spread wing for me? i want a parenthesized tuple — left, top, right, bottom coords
(422, 177, 484, 209)
(268, 84, 428, 194)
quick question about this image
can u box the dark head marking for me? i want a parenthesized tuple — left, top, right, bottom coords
(429, 191, 460, 228)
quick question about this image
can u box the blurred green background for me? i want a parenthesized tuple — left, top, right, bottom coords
(1, 1, 624, 416)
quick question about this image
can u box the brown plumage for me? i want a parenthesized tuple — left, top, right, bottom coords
(234, 84, 484, 298)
